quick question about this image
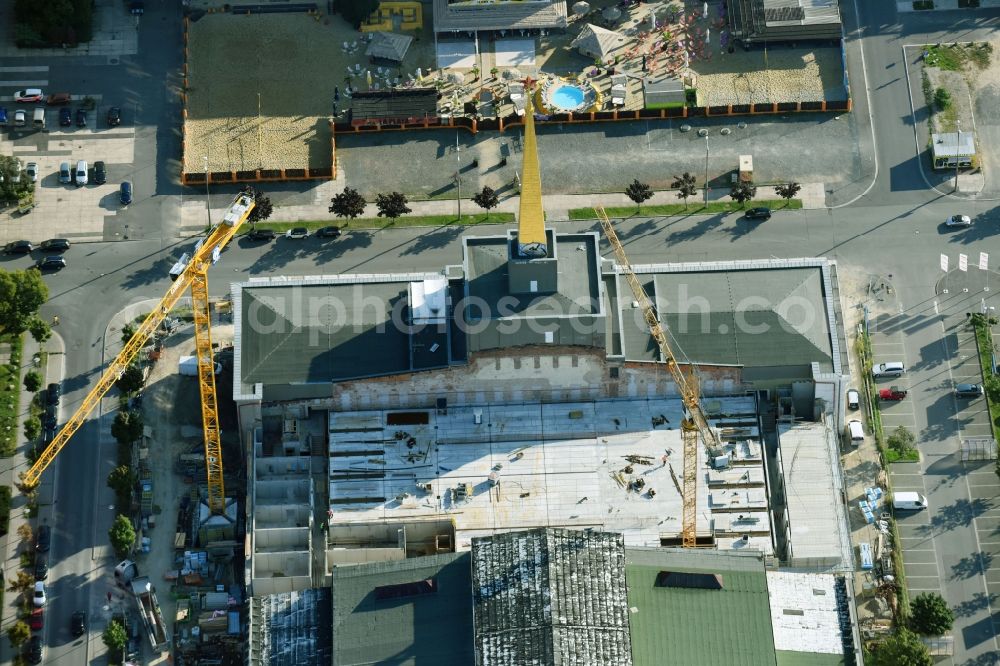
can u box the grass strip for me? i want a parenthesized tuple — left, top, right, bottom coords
(251, 212, 514, 233)
(0, 335, 24, 458)
(0, 485, 10, 537)
(568, 199, 802, 220)
(969, 316, 1000, 460)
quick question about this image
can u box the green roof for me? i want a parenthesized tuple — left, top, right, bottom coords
(625, 548, 777, 666)
(776, 651, 847, 666)
(330, 553, 474, 666)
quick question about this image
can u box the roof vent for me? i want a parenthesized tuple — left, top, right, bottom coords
(374, 579, 436, 600)
(655, 571, 724, 590)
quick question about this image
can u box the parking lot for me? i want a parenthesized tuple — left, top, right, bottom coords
(1, 83, 136, 243)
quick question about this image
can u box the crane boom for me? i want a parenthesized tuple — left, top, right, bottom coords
(21, 192, 255, 505)
(595, 206, 722, 547)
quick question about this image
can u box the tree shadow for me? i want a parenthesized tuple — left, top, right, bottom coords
(663, 214, 727, 244)
(309, 229, 376, 265)
(951, 551, 994, 580)
(953, 592, 998, 619)
(961, 649, 1000, 666)
(401, 225, 466, 257)
(917, 496, 993, 536)
(120, 255, 175, 290)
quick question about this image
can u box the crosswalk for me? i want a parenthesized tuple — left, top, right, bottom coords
(0, 65, 49, 95)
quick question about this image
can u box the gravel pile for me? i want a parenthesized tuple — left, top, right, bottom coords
(185, 14, 354, 173)
(692, 47, 846, 107)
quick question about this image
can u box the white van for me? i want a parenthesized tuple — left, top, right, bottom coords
(74, 160, 88, 186)
(872, 362, 905, 378)
(893, 491, 927, 511)
(846, 420, 864, 446)
(32, 107, 45, 129)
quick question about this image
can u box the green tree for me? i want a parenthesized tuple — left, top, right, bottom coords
(729, 181, 757, 208)
(909, 592, 954, 635)
(887, 425, 916, 456)
(245, 190, 274, 225)
(671, 172, 698, 210)
(7, 620, 30, 650)
(472, 186, 500, 219)
(28, 316, 51, 344)
(107, 464, 136, 497)
(23, 416, 40, 442)
(933, 87, 951, 110)
(23, 370, 41, 393)
(7, 570, 33, 597)
(115, 364, 144, 395)
(108, 514, 136, 558)
(0, 269, 49, 335)
(773, 182, 801, 206)
(869, 628, 931, 666)
(624, 179, 653, 212)
(102, 617, 128, 658)
(111, 410, 143, 447)
(329, 187, 367, 221)
(375, 192, 411, 222)
(121, 322, 136, 345)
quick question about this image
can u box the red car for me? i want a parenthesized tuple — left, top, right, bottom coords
(28, 608, 43, 631)
(879, 387, 907, 401)
(46, 93, 71, 105)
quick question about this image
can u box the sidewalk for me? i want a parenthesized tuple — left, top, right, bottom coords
(0, 331, 65, 663)
(179, 181, 827, 231)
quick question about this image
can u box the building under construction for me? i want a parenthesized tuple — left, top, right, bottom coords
(242, 86, 856, 665)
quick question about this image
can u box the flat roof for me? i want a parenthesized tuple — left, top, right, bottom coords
(433, 0, 568, 32)
(777, 423, 852, 569)
(464, 233, 601, 318)
(625, 547, 777, 666)
(618, 264, 835, 371)
(767, 571, 847, 660)
(328, 396, 760, 548)
(330, 552, 474, 666)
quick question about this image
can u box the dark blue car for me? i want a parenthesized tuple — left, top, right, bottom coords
(120, 181, 133, 206)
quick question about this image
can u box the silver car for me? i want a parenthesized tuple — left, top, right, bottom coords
(945, 214, 972, 227)
(58, 162, 72, 184)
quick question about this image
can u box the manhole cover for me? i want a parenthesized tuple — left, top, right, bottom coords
(697, 128, 708, 137)
(679, 124, 692, 133)
(108, 57, 119, 65)
(737, 121, 747, 129)
(720, 128, 731, 135)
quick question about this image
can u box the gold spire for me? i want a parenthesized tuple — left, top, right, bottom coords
(516, 78, 547, 258)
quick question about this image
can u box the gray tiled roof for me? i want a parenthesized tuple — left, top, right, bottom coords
(433, 0, 568, 32)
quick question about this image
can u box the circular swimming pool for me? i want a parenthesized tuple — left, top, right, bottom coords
(548, 84, 587, 111)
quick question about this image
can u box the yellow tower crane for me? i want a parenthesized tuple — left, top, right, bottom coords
(20, 191, 256, 515)
(594, 206, 722, 547)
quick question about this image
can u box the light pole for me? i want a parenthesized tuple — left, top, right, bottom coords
(954, 120, 961, 192)
(455, 132, 462, 219)
(202, 156, 212, 228)
(703, 134, 710, 205)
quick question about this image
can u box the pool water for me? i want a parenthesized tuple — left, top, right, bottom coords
(549, 84, 586, 110)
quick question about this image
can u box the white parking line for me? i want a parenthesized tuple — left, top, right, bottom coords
(0, 67, 48, 73)
(0, 81, 48, 88)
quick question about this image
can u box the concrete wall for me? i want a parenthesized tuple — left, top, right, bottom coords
(255, 527, 310, 550)
(329, 547, 407, 565)
(255, 480, 311, 504)
(255, 456, 311, 478)
(255, 505, 311, 529)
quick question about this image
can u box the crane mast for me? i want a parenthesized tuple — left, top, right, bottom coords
(21, 191, 255, 517)
(594, 206, 722, 547)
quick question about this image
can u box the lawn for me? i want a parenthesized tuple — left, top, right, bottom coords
(251, 212, 515, 233)
(886, 449, 920, 463)
(970, 317, 1000, 447)
(924, 43, 993, 71)
(0, 485, 10, 537)
(569, 199, 802, 220)
(0, 335, 23, 458)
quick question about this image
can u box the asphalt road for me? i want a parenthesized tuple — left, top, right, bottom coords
(2, 0, 1000, 664)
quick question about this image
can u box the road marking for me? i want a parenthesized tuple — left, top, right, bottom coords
(0, 81, 48, 88)
(0, 66, 49, 72)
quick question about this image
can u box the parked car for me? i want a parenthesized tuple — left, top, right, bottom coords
(26, 635, 42, 664)
(40, 238, 70, 253)
(107, 106, 121, 127)
(71, 610, 87, 637)
(14, 89, 44, 103)
(945, 214, 972, 227)
(316, 225, 342, 238)
(59, 107, 72, 126)
(872, 362, 905, 378)
(3, 240, 33, 254)
(36, 255, 67, 271)
(120, 181, 133, 206)
(59, 161, 72, 184)
(247, 228, 276, 241)
(955, 383, 984, 398)
(29, 608, 43, 631)
(846, 388, 860, 410)
(33, 554, 47, 581)
(75, 160, 88, 186)
(47, 383, 60, 405)
(878, 387, 907, 401)
(25, 162, 38, 183)
(35, 525, 50, 552)
(93, 160, 107, 185)
(0, 107, 7, 126)
(46, 92, 71, 105)
(32, 581, 45, 607)
(13, 109, 26, 127)
(285, 227, 309, 239)
(75, 108, 87, 127)
(744, 207, 772, 220)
